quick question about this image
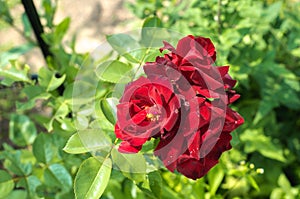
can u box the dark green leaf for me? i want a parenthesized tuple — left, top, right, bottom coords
(21, 13, 31, 37)
(17, 175, 41, 199)
(143, 16, 163, 28)
(3, 150, 32, 176)
(32, 133, 54, 164)
(240, 129, 286, 162)
(148, 171, 162, 199)
(9, 114, 37, 147)
(100, 97, 118, 125)
(44, 164, 72, 192)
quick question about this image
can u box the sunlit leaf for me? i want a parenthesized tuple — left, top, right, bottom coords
(74, 157, 112, 199)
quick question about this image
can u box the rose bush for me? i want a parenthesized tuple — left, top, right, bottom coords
(115, 35, 244, 179)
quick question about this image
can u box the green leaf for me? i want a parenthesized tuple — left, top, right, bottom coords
(44, 164, 72, 192)
(3, 150, 32, 176)
(0, 62, 31, 86)
(38, 67, 66, 91)
(63, 129, 112, 154)
(54, 17, 71, 42)
(17, 175, 41, 199)
(141, 16, 166, 47)
(291, 48, 300, 57)
(207, 164, 224, 196)
(21, 13, 31, 38)
(262, 2, 282, 23)
(0, 170, 14, 198)
(161, 186, 181, 199)
(107, 34, 142, 63)
(46, 103, 69, 131)
(0, 0, 13, 24)
(143, 16, 163, 28)
(74, 157, 112, 199)
(111, 148, 146, 182)
(96, 60, 132, 83)
(9, 114, 37, 147)
(16, 85, 51, 111)
(100, 97, 118, 125)
(240, 129, 286, 162)
(253, 96, 278, 124)
(148, 171, 162, 199)
(4, 190, 27, 199)
(0, 44, 35, 67)
(32, 133, 54, 164)
(278, 174, 291, 191)
(246, 175, 260, 191)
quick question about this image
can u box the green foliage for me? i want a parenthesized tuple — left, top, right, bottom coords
(0, 0, 299, 198)
(74, 157, 112, 199)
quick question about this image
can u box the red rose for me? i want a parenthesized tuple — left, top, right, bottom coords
(114, 35, 244, 180)
(115, 76, 181, 153)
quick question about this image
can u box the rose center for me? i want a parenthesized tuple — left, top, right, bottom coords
(145, 105, 161, 122)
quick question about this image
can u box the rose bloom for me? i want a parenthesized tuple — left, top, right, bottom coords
(115, 35, 244, 179)
(115, 76, 181, 153)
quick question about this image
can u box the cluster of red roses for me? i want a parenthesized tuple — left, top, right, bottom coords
(115, 35, 244, 180)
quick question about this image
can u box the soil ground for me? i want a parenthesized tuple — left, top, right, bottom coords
(0, 0, 138, 72)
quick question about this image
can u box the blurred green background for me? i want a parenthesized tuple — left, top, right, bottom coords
(0, 0, 299, 198)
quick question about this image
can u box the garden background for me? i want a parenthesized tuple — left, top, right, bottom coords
(0, 0, 299, 198)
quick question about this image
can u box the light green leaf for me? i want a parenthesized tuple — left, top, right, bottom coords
(4, 190, 27, 199)
(262, 2, 282, 22)
(0, 44, 35, 67)
(54, 17, 71, 42)
(246, 175, 260, 191)
(75, 115, 89, 130)
(9, 114, 37, 147)
(278, 174, 291, 191)
(107, 34, 142, 63)
(74, 157, 112, 199)
(63, 129, 112, 154)
(291, 48, 300, 57)
(38, 67, 66, 91)
(111, 148, 146, 182)
(44, 164, 72, 192)
(32, 133, 54, 164)
(96, 60, 132, 83)
(207, 164, 224, 196)
(0, 62, 31, 86)
(0, 170, 14, 198)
